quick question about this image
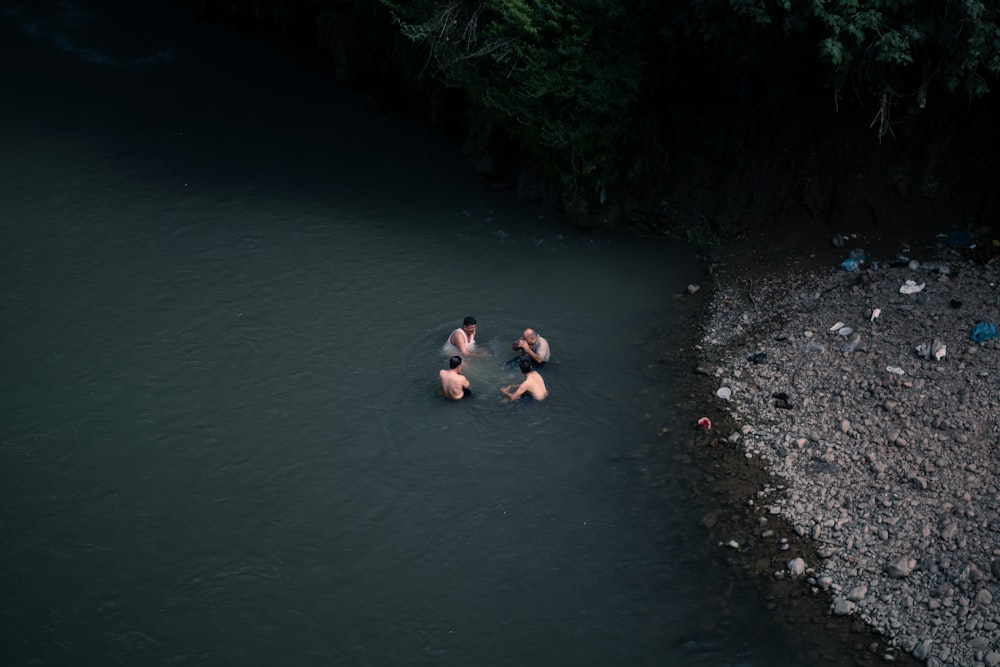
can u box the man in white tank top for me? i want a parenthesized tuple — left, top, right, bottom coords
(443, 316, 485, 356)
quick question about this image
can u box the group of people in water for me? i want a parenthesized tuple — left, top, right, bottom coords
(438, 316, 550, 402)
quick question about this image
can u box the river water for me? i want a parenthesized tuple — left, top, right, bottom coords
(2, 2, 882, 665)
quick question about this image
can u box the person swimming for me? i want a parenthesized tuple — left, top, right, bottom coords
(443, 316, 486, 357)
(505, 327, 550, 369)
(439, 355, 471, 400)
(500, 358, 548, 402)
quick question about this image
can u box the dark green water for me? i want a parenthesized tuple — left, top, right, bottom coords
(0, 2, 888, 665)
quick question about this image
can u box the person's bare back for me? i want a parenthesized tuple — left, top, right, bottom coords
(439, 356, 470, 400)
(501, 359, 548, 401)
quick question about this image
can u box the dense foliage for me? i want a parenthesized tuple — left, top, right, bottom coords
(196, 0, 999, 216)
(378, 0, 999, 202)
(379, 0, 644, 200)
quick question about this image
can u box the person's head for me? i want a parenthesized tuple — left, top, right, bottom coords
(522, 328, 538, 345)
(519, 358, 532, 374)
(449, 355, 463, 370)
(462, 316, 477, 335)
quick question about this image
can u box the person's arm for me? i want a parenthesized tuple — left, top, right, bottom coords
(453, 331, 488, 356)
(503, 381, 528, 400)
(518, 340, 544, 363)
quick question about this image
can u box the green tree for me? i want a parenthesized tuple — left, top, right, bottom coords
(381, 0, 646, 205)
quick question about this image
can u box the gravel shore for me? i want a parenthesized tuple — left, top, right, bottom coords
(696, 236, 1000, 666)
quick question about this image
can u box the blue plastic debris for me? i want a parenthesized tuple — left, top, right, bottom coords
(970, 322, 999, 342)
(939, 230, 973, 248)
(840, 258, 860, 272)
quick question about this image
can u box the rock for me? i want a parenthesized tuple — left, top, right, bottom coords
(832, 598, 856, 615)
(787, 557, 807, 576)
(912, 639, 933, 660)
(847, 585, 868, 602)
(887, 556, 917, 578)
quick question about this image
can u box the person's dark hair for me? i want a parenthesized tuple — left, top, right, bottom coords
(449, 355, 463, 369)
(519, 359, 532, 374)
(462, 316, 477, 326)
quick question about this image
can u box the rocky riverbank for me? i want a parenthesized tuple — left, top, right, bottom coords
(696, 231, 1000, 666)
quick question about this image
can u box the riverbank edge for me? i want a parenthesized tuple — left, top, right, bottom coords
(690, 238, 1000, 667)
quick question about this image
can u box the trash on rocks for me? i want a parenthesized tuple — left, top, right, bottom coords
(919, 262, 951, 275)
(829, 321, 846, 332)
(886, 366, 906, 375)
(899, 280, 926, 294)
(888, 257, 911, 268)
(697, 417, 712, 430)
(837, 326, 853, 337)
(971, 321, 999, 342)
(716, 387, 732, 400)
(840, 257, 860, 272)
(772, 392, 792, 409)
(917, 340, 947, 360)
(686, 283, 701, 295)
(938, 230, 973, 248)
(747, 352, 767, 364)
(842, 333, 862, 352)
(908, 259, 952, 274)
(720, 539, 740, 549)
(870, 308, 881, 321)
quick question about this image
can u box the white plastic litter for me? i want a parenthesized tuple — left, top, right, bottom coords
(899, 280, 926, 294)
(716, 387, 732, 400)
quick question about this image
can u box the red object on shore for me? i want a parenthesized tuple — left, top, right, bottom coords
(698, 417, 712, 430)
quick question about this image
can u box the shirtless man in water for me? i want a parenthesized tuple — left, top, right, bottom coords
(501, 359, 548, 402)
(439, 355, 471, 400)
(443, 316, 486, 357)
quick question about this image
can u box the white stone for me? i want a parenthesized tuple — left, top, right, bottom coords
(787, 557, 807, 576)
